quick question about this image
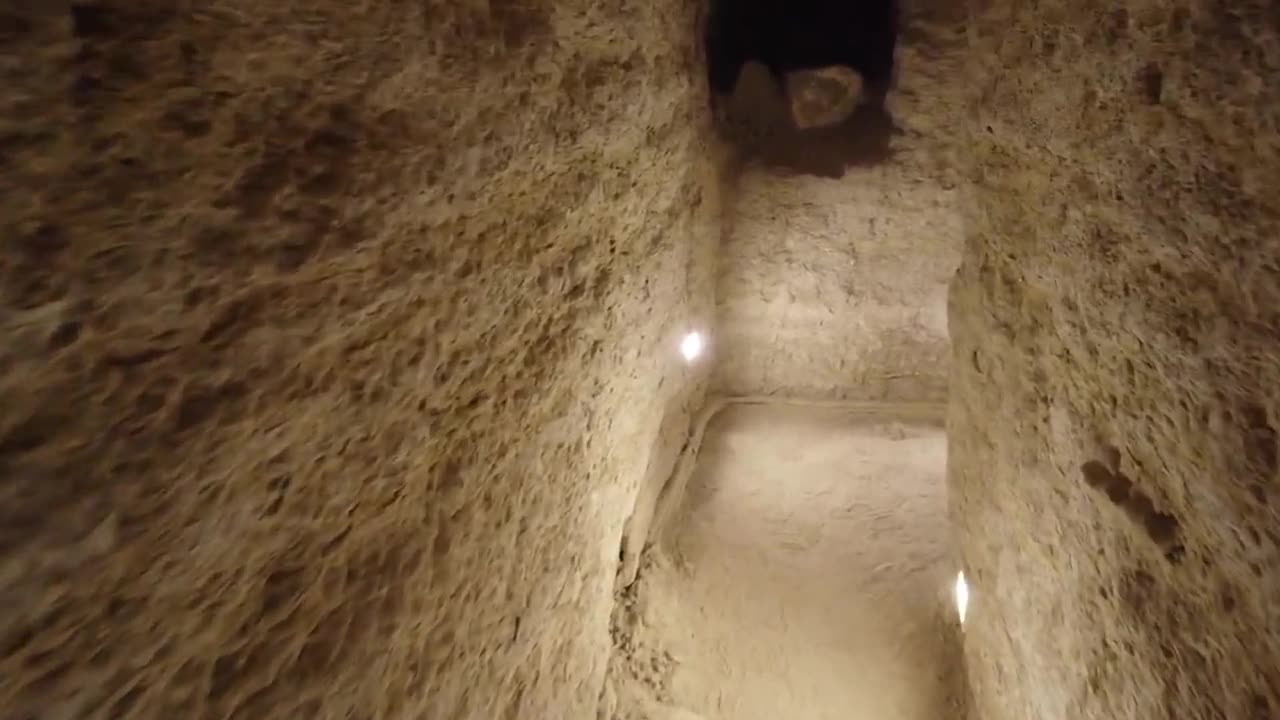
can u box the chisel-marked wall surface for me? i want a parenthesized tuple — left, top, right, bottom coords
(951, 1, 1280, 718)
(0, 1, 717, 717)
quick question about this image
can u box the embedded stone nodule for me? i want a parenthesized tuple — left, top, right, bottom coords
(786, 66, 865, 129)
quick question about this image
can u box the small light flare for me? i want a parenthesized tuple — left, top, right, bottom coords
(955, 571, 969, 625)
(680, 332, 704, 362)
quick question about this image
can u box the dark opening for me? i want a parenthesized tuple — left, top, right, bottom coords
(704, 0, 900, 101)
(703, 0, 901, 177)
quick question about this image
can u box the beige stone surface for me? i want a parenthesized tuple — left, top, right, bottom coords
(608, 403, 965, 720)
(950, 1, 1280, 718)
(0, 1, 717, 717)
(712, 167, 959, 402)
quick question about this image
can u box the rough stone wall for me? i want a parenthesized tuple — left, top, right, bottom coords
(951, 1, 1280, 718)
(0, 1, 717, 718)
(711, 6, 966, 402)
(713, 165, 959, 401)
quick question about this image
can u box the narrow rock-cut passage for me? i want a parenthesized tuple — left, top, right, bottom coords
(610, 404, 965, 720)
(709, 0, 966, 402)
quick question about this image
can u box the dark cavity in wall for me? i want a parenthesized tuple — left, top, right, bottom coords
(704, 0, 900, 100)
(703, 0, 901, 177)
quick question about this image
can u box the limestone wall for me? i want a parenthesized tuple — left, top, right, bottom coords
(0, 1, 717, 717)
(951, 1, 1280, 717)
(713, 164, 959, 402)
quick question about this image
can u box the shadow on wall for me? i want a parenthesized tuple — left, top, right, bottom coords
(757, 100, 897, 177)
(617, 394, 700, 590)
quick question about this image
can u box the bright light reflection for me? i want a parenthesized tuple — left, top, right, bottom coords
(680, 332, 704, 362)
(955, 571, 969, 625)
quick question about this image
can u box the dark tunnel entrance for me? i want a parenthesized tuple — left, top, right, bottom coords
(704, 0, 900, 101)
(703, 0, 902, 176)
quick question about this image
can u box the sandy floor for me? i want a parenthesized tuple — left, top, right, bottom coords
(610, 403, 967, 720)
